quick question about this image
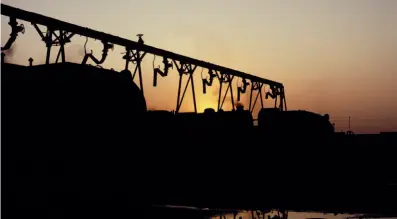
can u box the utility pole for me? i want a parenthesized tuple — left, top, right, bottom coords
(347, 116, 354, 135)
(348, 116, 351, 131)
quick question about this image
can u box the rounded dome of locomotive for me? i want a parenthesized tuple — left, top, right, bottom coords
(3, 62, 147, 130)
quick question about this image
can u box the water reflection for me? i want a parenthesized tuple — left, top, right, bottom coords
(150, 206, 397, 219)
(210, 211, 355, 219)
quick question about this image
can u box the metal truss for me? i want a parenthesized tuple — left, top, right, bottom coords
(1, 3, 287, 113)
(202, 69, 235, 111)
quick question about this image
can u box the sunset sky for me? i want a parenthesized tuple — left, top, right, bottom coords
(1, 0, 397, 133)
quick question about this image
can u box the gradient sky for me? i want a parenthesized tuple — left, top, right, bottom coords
(2, 0, 397, 133)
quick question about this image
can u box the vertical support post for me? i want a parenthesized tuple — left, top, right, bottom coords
(278, 87, 285, 111)
(229, 76, 235, 111)
(249, 82, 264, 113)
(191, 72, 197, 113)
(176, 71, 191, 112)
(217, 74, 223, 111)
(173, 61, 197, 113)
(250, 83, 261, 113)
(123, 48, 147, 95)
(348, 116, 351, 131)
(217, 74, 235, 111)
(249, 82, 254, 112)
(60, 30, 66, 63)
(45, 29, 52, 65)
(259, 84, 264, 109)
(137, 53, 144, 94)
(124, 48, 130, 70)
(55, 30, 66, 63)
(282, 87, 287, 111)
(220, 75, 234, 110)
(176, 73, 183, 113)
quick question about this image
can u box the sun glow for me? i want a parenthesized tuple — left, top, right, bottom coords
(198, 98, 217, 113)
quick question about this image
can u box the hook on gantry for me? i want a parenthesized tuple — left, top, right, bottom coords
(202, 69, 217, 94)
(237, 78, 250, 101)
(1, 17, 25, 51)
(265, 85, 278, 99)
(153, 55, 173, 86)
(82, 37, 114, 65)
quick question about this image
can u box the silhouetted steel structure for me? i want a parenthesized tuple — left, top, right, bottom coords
(1, 3, 287, 114)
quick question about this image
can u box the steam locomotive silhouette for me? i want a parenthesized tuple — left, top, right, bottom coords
(3, 61, 335, 154)
(4, 61, 333, 135)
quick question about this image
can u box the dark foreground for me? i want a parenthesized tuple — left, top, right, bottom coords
(2, 62, 397, 218)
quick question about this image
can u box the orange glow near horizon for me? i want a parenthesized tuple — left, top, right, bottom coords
(197, 98, 218, 113)
(1, 0, 397, 134)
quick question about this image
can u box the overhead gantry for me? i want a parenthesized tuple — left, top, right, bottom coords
(1, 3, 287, 113)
